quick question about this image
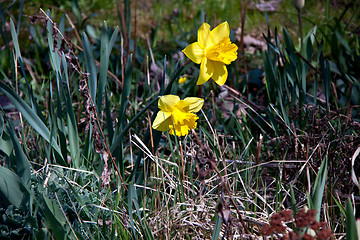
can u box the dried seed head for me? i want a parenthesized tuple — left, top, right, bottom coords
(279, 209, 294, 222)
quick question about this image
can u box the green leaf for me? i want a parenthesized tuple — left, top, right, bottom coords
(311, 158, 328, 221)
(211, 214, 222, 240)
(82, 32, 97, 103)
(0, 129, 13, 156)
(127, 181, 137, 237)
(283, 28, 295, 53)
(119, 54, 133, 127)
(97, 24, 119, 115)
(335, 31, 351, 53)
(303, 26, 316, 59)
(330, 192, 346, 217)
(62, 54, 81, 168)
(47, 15, 61, 74)
(0, 166, 28, 208)
(105, 90, 114, 144)
(346, 199, 359, 240)
(9, 18, 21, 60)
(0, 82, 63, 159)
(289, 184, 297, 215)
(7, 125, 31, 184)
(263, 52, 278, 102)
(41, 194, 68, 240)
(322, 60, 331, 110)
(97, 22, 110, 114)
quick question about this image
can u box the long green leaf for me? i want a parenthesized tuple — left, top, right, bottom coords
(41, 194, 69, 240)
(11, 17, 44, 120)
(10, 18, 21, 60)
(96, 22, 110, 114)
(0, 82, 63, 159)
(311, 158, 328, 221)
(47, 13, 61, 75)
(62, 54, 81, 168)
(346, 199, 359, 240)
(105, 90, 114, 145)
(115, 54, 133, 175)
(211, 214, 222, 240)
(127, 181, 137, 237)
(97, 23, 119, 114)
(7, 125, 31, 184)
(0, 167, 28, 208)
(283, 28, 295, 53)
(82, 32, 98, 103)
(119, 54, 133, 127)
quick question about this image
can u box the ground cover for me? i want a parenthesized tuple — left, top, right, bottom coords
(0, 0, 359, 239)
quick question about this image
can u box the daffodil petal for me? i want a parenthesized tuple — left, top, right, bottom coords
(152, 111, 172, 131)
(211, 61, 228, 86)
(197, 57, 213, 85)
(210, 21, 230, 45)
(182, 42, 204, 64)
(180, 97, 204, 113)
(197, 22, 212, 49)
(158, 95, 180, 111)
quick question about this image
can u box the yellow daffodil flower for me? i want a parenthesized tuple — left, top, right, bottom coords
(178, 76, 187, 84)
(182, 21, 238, 86)
(152, 95, 204, 136)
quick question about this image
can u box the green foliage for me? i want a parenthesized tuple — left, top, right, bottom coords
(346, 199, 359, 240)
(0, 167, 29, 209)
(309, 158, 328, 222)
(0, 0, 359, 239)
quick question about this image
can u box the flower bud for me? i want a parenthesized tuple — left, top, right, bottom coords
(293, 0, 305, 10)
